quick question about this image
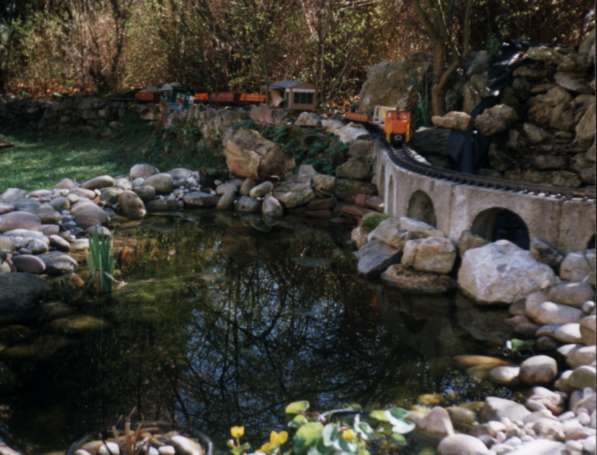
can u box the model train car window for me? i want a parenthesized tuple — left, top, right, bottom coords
(294, 92, 314, 105)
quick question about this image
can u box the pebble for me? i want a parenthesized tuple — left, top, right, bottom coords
(98, 442, 120, 455)
(158, 447, 176, 455)
(437, 433, 489, 454)
(519, 355, 558, 385)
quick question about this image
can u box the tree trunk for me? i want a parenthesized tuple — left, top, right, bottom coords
(430, 40, 445, 116)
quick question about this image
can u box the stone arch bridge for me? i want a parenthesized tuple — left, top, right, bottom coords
(373, 141, 596, 252)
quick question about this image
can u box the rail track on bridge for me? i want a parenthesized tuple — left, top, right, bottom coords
(383, 143, 595, 203)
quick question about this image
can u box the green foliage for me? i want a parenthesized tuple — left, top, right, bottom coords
(87, 231, 114, 295)
(260, 125, 348, 175)
(361, 213, 390, 233)
(229, 401, 415, 455)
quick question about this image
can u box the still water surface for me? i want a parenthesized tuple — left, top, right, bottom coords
(0, 213, 509, 453)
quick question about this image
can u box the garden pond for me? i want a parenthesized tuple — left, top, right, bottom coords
(0, 212, 514, 453)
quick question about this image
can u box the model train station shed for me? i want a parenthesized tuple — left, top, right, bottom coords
(269, 80, 316, 111)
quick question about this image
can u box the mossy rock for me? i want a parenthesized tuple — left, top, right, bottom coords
(49, 315, 108, 335)
(0, 334, 73, 360)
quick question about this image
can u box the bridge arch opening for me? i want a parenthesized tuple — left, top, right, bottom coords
(407, 190, 437, 227)
(471, 208, 530, 249)
(386, 174, 395, 215)
(588, 234, 595, 249)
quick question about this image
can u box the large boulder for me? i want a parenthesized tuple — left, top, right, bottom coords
(474, 104, 518, 135)
(401, 236, 456, 274)
(358, 54, 431, 115)
(0, 273, 49, 323)
(458, 240, 557, 305)
(145, 173, 174, 194)
(224, 128, 295, 180)
(355, 240, 400, 277)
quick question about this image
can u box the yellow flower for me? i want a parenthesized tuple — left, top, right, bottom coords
(230, 426, 245, 439)
(259, 442, 274, 453)
(270, 430, 289, 446)
(341, 429, 356, 442)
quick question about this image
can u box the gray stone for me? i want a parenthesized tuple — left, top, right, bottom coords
(55, 178, 77, 189)
(38, 251, 77, 275)
(99, 186, 123, 205)
(49, 197, 70, 211)
(133, 185, 156, 201)
(335, 158, 371, 180)
(262, 195, 283, 218)
(0, 203, 14, 214)
(49, 235, 70, 252)
(12, 255, 46, 274)
(519, 355, 558, 385)
(130, 163, 159, 179)
(4, 229, 49, 254)
(118, 191, 146, 219)
(474, 104, 518, 136)
(312, 174, 335, 194)
(216, 189, 236, 210)
(249, 181, 274, 198)
(0, 211, 42, 232)
(145, 173, 174, 194)
(81, 175, 115, 190)
(523, 123, 549, 144)
(71, 201, 108, 228)
(458, 240, 557, 305)
(560, 251, 594, 282)
(182, 192, 218, 208)
(37, 204, 62, 224)
(530, 238, 564, 269)
(355, 240, 400, 277)
(236, 196, 261, 213)
(273, 175, 314, 209)
(565, 345, 596, 368)
(508, 439, 565, 454)
(1, 188, 27, 203)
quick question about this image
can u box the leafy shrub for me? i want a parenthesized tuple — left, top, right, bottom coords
(361, 213, 390, 233)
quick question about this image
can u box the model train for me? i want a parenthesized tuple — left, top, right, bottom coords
(344, 106, 412, 146)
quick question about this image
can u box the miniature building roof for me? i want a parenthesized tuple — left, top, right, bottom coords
(269, 80, 315, 91)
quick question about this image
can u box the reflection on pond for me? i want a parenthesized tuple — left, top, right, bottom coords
(0, 213, 509, 453)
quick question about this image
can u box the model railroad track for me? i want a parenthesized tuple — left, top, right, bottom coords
(383, 143, 595, 202)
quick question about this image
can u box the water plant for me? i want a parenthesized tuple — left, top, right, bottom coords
(87, 230, 114, 295)
(229, 400, 415, 455)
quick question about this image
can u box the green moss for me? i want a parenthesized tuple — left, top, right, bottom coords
(361, 212, 389, 233)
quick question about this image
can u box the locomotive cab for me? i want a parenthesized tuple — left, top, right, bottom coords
(384, 110, 412, 146)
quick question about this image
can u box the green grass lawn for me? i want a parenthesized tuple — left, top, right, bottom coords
(0, 125, 154, 192)
(0, 119, 224, 192)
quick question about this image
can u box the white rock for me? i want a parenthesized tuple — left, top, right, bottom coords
(566, 345, 596, 368)
(519, 355, 558, 385)
(507, 439, 565, 454)
(489, 365, 520, 385)
(401, 236, 456, 273)
(458, 240, 556, 305)
(553, 323, 583, 343)
(98, 442, 120, 455)
(158, 446, 176, 455)
(171, 435, 203, 455)
(580, 315, 596, 345)
(526, 300, 583, 325)
(560, 251, 594, 282)
(437, 434, 489, 455)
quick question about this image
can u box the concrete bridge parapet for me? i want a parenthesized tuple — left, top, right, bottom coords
(373, 141, 596, 252)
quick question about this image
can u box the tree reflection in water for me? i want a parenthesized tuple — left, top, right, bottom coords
(0, 213, 495, 452)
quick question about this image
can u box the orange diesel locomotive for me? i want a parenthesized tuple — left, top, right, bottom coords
(344, 106, 412, 146)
